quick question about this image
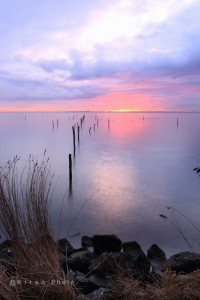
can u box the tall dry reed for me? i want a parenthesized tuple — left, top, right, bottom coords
(0, 155, 77, 300)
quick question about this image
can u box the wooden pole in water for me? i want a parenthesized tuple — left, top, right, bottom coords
(72, 126, 76, 155)
(69, 154, 72, 188)
(78, 125, 80, 142)
(177, 117, 179, 127)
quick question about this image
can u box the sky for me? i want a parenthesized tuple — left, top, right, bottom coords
(0, 0, 200, 112)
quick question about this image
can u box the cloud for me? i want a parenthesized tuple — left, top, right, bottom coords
(0, 0, 200, 110)
(0, 68, 109, 102)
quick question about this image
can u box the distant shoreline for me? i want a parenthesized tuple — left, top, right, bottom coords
(0, 110, 199, 114)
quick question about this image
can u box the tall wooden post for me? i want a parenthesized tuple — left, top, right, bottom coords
(69, 154, 72, 189)
(72, 126, 76, 155)
(78, 125, 80, 142)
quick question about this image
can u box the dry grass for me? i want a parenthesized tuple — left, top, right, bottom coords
(0, 155, 77, 300)
(112, 270, 200, 300)
(0, 263, 21, 300)
(143, 269, 200, 300)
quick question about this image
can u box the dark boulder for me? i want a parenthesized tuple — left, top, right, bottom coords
(58, 238, 73, 256)
(122, 241, 151, 278)
(92, 234, 122, 255)
(82, 236, 93, 247)
(167, 251, 200, 274)
(70, 247, 88, 255)
(147, 244, 166, 261)
(87, 287, 112, 299)
(68, 248, 94, 274)
(0, 240, 12, 249)
(89, 249, 151, 280)
(0, 240, 15, 276)
(124, 251, 151, 279)
(88, 274, 112, 289)
(74, 272, 99, 294)
(122, 241, 142, 253)
(89, 253, 121, 275)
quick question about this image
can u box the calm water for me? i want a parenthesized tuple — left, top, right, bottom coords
(0, 112, 200, 256)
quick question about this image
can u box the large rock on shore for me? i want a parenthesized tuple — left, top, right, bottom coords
(82, 236, 93, 247)
(3, 234, 200, 298)
(122, 241, 151, 279)
(74, 272, 99, 294)
(89, 245, 151, 280)
(147, 244, 166, 261)
(122, 241, 142, 253)
(68, 247, 94, 274)
(92, 234, 122, 255)
(58, 238, 73, 256)
(167, 251, 200, 274)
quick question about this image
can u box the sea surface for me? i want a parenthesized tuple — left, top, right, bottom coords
(0, 112, 200, 256)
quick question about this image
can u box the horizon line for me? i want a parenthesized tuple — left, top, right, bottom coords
(0, 110, 199, 113)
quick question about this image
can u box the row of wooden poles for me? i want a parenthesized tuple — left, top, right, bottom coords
(68, 114, 101, 190)
(69, 114, 86, 190)
(68, 114, 180, 190)
(89, 115, 100, 134)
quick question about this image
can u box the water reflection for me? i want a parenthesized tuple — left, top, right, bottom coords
(0, 112, 200, 256)
(88, 152, 138, 215)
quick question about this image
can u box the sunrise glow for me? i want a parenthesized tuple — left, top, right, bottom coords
(0, 0, 200, 112)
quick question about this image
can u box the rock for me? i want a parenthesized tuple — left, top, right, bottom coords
(0, 248, 13, 260)
(74, 272, 112, 295)
(58, 238, 73, 256)
(88, 274, 112, 289)
(0, 250, 15, 277)
(68, 248, 94, 274)
(124, 251, 151, 279)
(89, 253, 119, 275)
(122, 241, 151, 279)
(147, 244, 166, 275)
(0, 240, 13, 259)
(147, 244, 166, 261)
(0, 258, 16, 276)
(69, 247, 87, 255)
(74, 273, 99, 294)
(167, 251, 200, 274)
(87, 287, 112, 299)
(0, 240, 15, 276)
(122, 241, 142, 253)
(92, 234, 122, 255)
(0, 240, 12, 249)
(66, 269, 75, 282)
(89, 250, 151, 280)
(82, 236, 93, 247)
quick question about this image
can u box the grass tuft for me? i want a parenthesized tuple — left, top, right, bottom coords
(0, 155, 77, 300)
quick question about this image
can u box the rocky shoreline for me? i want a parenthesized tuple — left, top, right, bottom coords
(1, 234, 200, 299)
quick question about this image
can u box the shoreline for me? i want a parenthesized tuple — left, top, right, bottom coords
(1, 233, 200, 299)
